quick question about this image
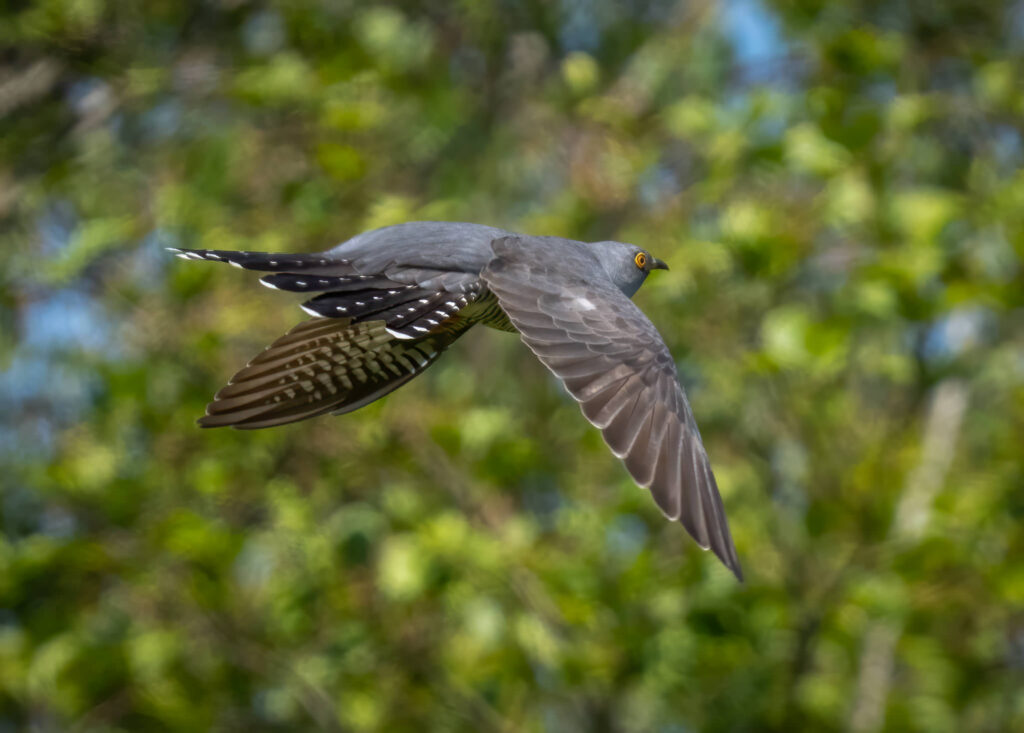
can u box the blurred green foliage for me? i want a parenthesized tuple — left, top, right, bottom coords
(2, 1, 1023, 731)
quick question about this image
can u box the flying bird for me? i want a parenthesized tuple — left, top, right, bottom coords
(172, 222, 742, 579)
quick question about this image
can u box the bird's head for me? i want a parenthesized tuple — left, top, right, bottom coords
(590, 240, 669, 298)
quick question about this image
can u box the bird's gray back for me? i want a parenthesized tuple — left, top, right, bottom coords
(327, 221, 513, 275)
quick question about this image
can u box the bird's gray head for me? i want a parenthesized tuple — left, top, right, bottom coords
(589, 240, 669, 298)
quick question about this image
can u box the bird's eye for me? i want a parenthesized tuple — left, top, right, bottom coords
(634, 252, 647, 269)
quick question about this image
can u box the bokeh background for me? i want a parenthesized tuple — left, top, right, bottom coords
(2, 1, 1023, 731)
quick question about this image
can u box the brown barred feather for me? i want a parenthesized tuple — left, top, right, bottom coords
(198, 317, 472, 429)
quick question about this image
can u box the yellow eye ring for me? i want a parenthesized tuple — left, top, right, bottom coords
(634, 252, 647, 269)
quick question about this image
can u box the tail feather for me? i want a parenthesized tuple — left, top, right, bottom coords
(299, 287, 485, 340)
(299, 285, 427, 319)
(168, 247, 353, 274)
(375, 290, 477, 338)
(260, 273, 396, 293)
(171, 247, 492, 336)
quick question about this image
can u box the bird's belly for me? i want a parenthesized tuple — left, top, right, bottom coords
(460, 289, 517, 332)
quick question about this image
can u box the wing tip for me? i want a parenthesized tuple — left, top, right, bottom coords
(197, 401, 267, 429)
(691, 538, 743, 582)
(196, 412, 229, 429)
(716, 546, 745, 582)
(731, 561, 745, 583)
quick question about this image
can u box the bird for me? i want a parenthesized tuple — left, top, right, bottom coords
(171, 221, 742, 579)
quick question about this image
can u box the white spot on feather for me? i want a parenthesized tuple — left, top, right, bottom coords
(385, 327, 417, 340)
(575, 297, 597, 311)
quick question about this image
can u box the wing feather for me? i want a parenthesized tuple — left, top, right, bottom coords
(199, 318, 469, 429)
(482, 236, 742, 580)
(580, 376, 640, 428)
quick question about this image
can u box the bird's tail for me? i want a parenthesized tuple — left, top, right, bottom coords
(171, 246, 482, 339)
(199, 317, 470, 429)
(168, 247, 355, 274)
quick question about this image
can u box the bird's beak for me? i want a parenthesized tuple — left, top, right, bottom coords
(650, 257, 669, 271)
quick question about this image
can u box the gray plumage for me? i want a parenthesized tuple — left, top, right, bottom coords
(171, 221, 742, 579)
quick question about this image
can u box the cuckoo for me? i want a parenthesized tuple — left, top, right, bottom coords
(172, 222, 742, 579)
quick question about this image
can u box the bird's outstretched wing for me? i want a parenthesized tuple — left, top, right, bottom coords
(199, 317, 470, 429)
(482, 236, 742, 579)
